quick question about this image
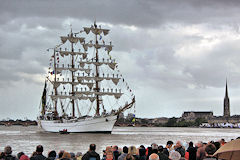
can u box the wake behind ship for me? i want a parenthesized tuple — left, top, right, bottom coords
(38, 22, 135, 133)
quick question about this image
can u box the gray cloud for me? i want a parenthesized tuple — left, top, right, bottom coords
(1, 0, 240, 119)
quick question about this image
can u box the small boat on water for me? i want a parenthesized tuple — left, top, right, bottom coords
(59, 129, 69, 134)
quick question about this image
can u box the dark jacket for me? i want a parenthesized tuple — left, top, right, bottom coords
(187, 146, 197, 160)
(157, 153, 169, 160)
(82, 151, 100, 160)
(30, 154, 46, 160)
(4, 154, 17, 160)
(113, 151, 120, 160)
(175, 146, 185, 158)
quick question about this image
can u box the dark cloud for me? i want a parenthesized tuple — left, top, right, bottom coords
(1, 0, 240, 119)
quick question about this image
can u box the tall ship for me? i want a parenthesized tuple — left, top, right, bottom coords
(38, 22, 135, 133)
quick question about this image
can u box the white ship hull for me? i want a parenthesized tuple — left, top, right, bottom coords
(38, 115, 117, 133)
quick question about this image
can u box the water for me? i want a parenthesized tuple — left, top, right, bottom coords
(0, 126, 239, 156)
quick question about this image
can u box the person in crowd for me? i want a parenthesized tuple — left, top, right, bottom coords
(138, 146, 146, 160)
(104, 146, 113, 160)
(128, 146, 139, 160)
(166, 141, 174, 153)
(58, 150, 65, 159)
(20, 155, 30, 160)
(169, 151, 181, 160)
(113, 146, 121, 160)
(220, 139, 226, 146)
(187, 142, 196, 160)
(124, 154, 134, 160)
(82, 144, 100, 160)
(196, 142, 206, 160)
(76, 152, 82, 160)
(146, 147, 152, 160)
(30, 145, 46, 160)
(47, 150, 57, 160)
(213, 142, 220, 151)
(157, 145, 169, 160)
(151, 143, 158, 154)
(61, 152, 71, 160)
(149, 153, 159, 160)
(17, 152, 25, 159)
(0, 152, 5, 159)
(174, 141, 185, 158)
(3, 145, 17, 160)
(70, 152, 77, 160)
(118, 146, 128, 160)
(203, 144, 217, 160)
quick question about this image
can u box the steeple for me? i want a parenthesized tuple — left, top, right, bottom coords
(223, 79, 230, 117)
(225, 79, 228, 98)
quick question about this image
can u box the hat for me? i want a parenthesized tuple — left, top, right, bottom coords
(169, 151, 181, 160)
(20, 155, 30, 160)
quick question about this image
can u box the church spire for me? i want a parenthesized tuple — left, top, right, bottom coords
(223, 79, 230, 117)
(225, 79, 228, 98)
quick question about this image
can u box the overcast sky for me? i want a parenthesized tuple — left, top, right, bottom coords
(1, 0, 240, 120)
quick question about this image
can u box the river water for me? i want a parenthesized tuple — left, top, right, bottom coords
(0, 126, 239, 156)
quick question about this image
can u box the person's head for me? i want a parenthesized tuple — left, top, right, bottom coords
(138, 147, 146, 156)
(169, 151, 181, 160)
(151, 143, 158, 153)
(205, 144, 216, 156)
(62, 152, 71, 159)
(76, 152, 82, 160)
(166, 141, 173, 148)
(36, 145, 44, 153)
(124, 154, 134, 160)
(113, 145, 118, 151)
(20, 155, 30, 160)
(89, 144, 96, 151)
(70, 152, 75, 159)
(4, 146, 12, 155)
(196, 141, 203, 148)
(58, 150, 64, 159)
(76, 152, 82, 157)
(158, 145, 164, 152)
(175, 141, 182, 148)
(123, 146, 128, 154)
(189, 141, 193, 147)
(128, 146, 137, 155)
(17, 152, 25, 159)
(214, 141, 221, 150)
(149, 153, 159, 160)
(48, 150, 56, 158)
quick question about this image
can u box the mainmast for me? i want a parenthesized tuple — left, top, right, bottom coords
(94, 22, 100, 116)
(70, 29, 75, 118)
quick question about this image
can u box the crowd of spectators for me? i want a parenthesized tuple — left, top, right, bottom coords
(0, 138, 229, 160)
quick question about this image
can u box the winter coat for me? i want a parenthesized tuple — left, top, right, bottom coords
(175, 147, 185, 158)
(82, 151, 100, 160)
(30, 154, 46, 160)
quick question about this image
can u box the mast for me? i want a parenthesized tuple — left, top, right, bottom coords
(53, 48, 58, 116)
(70, 29, 75, 117)
(94, 22, 100, 116)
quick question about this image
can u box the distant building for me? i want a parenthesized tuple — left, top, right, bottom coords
(182, 111, 213, 121)
(223, 80, 230, 117)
